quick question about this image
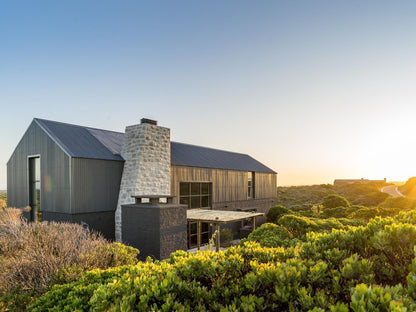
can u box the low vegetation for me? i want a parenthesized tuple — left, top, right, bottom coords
(4, 178, 416, 311)
(322, 194, 350, 208)
(277, 182, 389, 210)
(0, 191, 6, 209)
(30, 213, 416, 311)
(0, 207, 139, 311)
(400, 177, 416, 198)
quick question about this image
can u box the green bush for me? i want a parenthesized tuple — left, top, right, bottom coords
(322, 194, 350, 209)
(23, 209, 416, 311)
(265, 205, 292, 223)
(379, 196, 416, 210)
(357, 191, 390, 207)
(278, 214, 319, 237)
(336, 218, 366, 227)
(320, 205, 362, 219)
(30, 214, 416, 312)
(314, 218, 345, 231)
(348, 207, 403, 222)
(244, 223, 292, 247)
(350, 283, 416, 311)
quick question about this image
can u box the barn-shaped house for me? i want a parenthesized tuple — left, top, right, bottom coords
(7, 118, 277, 249)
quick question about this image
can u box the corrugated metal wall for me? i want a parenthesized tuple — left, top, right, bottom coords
(7, 121, 71, 213)
(171, 165, 277, 204)
(71, 158, 124, 213)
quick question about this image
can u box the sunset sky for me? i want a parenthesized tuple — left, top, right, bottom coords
(1, 1, 416, 189)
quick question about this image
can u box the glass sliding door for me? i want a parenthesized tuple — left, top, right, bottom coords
(29, 157, 41, 222)
(180, 182, 212, 248)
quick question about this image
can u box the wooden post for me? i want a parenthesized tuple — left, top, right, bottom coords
(252, 216, 256, 231)
(197, 221, 201, 251)
(216, 224, 220, 252)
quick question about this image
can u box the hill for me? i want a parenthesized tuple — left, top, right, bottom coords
(399, 177, 416, 198)
(276, 182, 389, 210)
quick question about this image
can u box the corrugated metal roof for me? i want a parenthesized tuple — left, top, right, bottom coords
(171, 142, 276, 173)
(35, 119, 124, 161)
(34, 118, 276, 173)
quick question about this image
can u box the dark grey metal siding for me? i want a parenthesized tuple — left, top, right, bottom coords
(71, 158, 123, 214)
(7, 121, 71, 213)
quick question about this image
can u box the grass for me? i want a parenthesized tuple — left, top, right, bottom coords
(0, 191, 6, 208)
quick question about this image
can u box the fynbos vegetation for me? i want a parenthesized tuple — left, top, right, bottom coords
(3, 178, 416, 311)
(0, 208, 139, 311)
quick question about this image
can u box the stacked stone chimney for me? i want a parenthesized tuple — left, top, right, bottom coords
(115, 119, 171, 242)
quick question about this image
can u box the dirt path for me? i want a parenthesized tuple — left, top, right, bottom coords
(381, 185, 405, 197)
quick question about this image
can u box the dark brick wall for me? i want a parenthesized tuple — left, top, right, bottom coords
(122, 203, 187, 260)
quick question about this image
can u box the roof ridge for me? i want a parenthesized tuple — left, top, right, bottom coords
(34, 118, 124, 135)
(171, 141, 251, 157)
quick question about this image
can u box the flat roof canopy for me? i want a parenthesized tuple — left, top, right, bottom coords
(186, 209, 264, 224)
(186, 209, 264, 252)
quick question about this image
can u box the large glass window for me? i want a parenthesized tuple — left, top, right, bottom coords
(180, 182, 212, 248)
(180, 182, 212, 209)
(248, 172, 255, 199)
(29, 157, 41, 222)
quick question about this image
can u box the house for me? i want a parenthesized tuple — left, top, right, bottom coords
(7, 118, 277, 247)
(334, 178, 387, 186)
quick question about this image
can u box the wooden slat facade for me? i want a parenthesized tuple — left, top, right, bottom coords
(171, 165, 277, 205)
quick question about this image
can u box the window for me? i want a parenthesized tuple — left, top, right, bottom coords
(29, 157, 41, 222)
(179, 182, 212, 248)
(248, 171, 255, 199)
(179, 182, 212, 209)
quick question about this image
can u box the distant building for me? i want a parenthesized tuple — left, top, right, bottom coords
(333, 178, 387, 186)
(7, 118, 277, 249)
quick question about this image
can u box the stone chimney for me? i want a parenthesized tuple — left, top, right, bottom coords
(115, 119, 171, 242)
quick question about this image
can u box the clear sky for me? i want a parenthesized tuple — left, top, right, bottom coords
(1, 1, 416, 189)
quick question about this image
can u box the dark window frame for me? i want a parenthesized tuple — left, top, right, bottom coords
(248, 171, 255, 199)
(28, 156, 41, 222)
(179, 181, 213, 248)
(179, 182, 212, 209)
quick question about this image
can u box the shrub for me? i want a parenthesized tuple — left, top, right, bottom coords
(30, 220, 416, 312)
(314, 218, 345, 231)
(379, 196, 416, 210)
(278, 214, 318, 237)
(357, 191, 390, 207)
(348, 207, 403, 222)
(265, 205, 293, 223)
(322, 194, 350, 209)
(350, 283, 416, 311)
(244, 223, 292, 247)
(320, 205, 362, 219)
(0, 208, 139, 310)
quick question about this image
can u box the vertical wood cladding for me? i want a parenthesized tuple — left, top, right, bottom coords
(171, 165, 276, 204)
(7, 121, 70, 213)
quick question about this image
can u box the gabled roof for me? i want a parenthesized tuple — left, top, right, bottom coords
(171, 142, 276, 173)
(35, 118, 124, 161)
(34, 118, 276, 174)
